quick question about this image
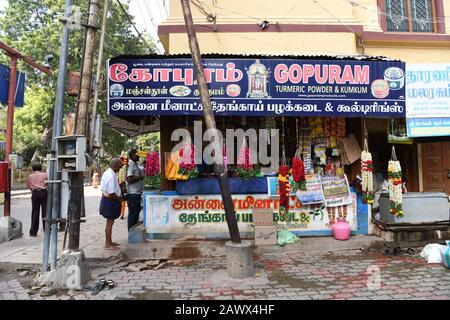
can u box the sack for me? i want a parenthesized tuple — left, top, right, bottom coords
(440, 241, 450, 268)
(420, 243, 446, 264)
(277, 230, 299, 246)
(165, 152, 188, 181)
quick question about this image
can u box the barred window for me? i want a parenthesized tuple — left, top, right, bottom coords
(385, 0, 434, 32)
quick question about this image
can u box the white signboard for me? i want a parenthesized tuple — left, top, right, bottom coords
(406, 64, 450, 137)
(144, 193, 358, 238)
(406, 64, 450, 118)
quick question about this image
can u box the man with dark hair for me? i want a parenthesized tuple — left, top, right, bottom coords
(26, 162, 48, 237)
(126, 148, 145, 230)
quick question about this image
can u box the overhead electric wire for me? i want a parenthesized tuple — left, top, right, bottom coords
(116, 0, 154, 53)
(312, 0, 359, 34)
(346, 0, 450, 23)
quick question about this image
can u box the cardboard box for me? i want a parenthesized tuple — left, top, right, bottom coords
(254, 226, 277, 245)
(252, 208, 274, 226)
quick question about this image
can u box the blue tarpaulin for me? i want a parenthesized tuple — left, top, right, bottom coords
(0, 64, 25, 107)
(107, 55, 406, 118)
(176, 177, 269, 195)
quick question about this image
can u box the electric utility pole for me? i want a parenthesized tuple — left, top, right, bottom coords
(180, 0, 241, 243)
(89, 0, 109, 153)
(42, 0, 72, 273)
(68, 0, 99, 251)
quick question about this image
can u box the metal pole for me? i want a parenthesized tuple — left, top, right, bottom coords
(180, 0, 241, 243)
(89, 0, 109, 153)
(3, 55, 18, 218)
(68, 0, 99, 251)
(45, 0, 72, 271)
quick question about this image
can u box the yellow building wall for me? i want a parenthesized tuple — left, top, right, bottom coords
(167, 32, 358, 55)
(166, 0, 357, 25)
(162, 0, 387, 54)
(162, 0, 449, 56)
(365, 47, 450, 63)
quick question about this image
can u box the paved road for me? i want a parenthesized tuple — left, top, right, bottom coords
(0, 248, 449, 300)
(0, 188, 449, 300)
(2, 187, 105, 236)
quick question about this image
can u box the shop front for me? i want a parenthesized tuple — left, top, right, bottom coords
(107, 54, 406, 240)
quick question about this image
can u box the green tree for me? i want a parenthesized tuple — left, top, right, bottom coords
(0, 0, 154, 164)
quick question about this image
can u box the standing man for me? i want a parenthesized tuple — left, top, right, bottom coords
(99, 158, 123, 249)
(126, 148, 145, 231)
(26, 162, 48, 237)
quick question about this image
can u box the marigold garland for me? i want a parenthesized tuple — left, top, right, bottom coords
(361, 150, 374, 204)
(278, 165, 290, 219)
(388, 160, 403, 217)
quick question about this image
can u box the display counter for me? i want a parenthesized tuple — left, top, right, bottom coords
(143, 187, 368, 239)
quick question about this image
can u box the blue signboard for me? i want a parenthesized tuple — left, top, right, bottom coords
(107, 57, 405, 117)
(0, 64, 25, 107)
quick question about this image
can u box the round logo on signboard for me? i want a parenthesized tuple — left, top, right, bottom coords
(169, 85, 191, 97)
(110, 84, 124, 97)
(371, 79, 390, 99)
(384, 67, 405, 90)
(226, 84, 241, 97)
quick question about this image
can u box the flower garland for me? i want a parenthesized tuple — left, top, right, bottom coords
(278, 165, 290, 219)
(178, 144, 198, 178)
(292, 156, 306, 192)
(145, 151, 160, 177)
(361, 150, 374, 204)
(237, 143, 256, 180)
(388, 160, 403, 217)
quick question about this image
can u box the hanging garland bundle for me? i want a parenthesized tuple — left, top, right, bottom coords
(278, 164, 290, 215)
(292, 156, 306, 192)
(361, 149, 374, 204)
(292, 119, 306, 192)
(388, 159, 403, 217)
(178, 144, 199, 178)
(145, 151, 160, 177)
(237, 140, 256, 179)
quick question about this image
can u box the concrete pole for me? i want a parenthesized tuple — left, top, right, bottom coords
(68, 0, 99, 251)
(180, 0, 241, 243)
(89, 0, 109, 153)
(43, 0, 73, 272)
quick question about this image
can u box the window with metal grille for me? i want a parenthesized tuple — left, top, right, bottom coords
(385, 0, 434, 32)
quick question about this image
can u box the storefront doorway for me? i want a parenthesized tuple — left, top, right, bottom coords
(421, 141, 450, 194)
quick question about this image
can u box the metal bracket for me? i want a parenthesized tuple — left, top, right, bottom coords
(70, 219, 86, 224)
(42, 218, 67, 224)
(46, 180, 63, 184)
(45, 179, 69, 184)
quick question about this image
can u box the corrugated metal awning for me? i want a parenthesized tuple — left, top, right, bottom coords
(103, 115, 160, 137)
